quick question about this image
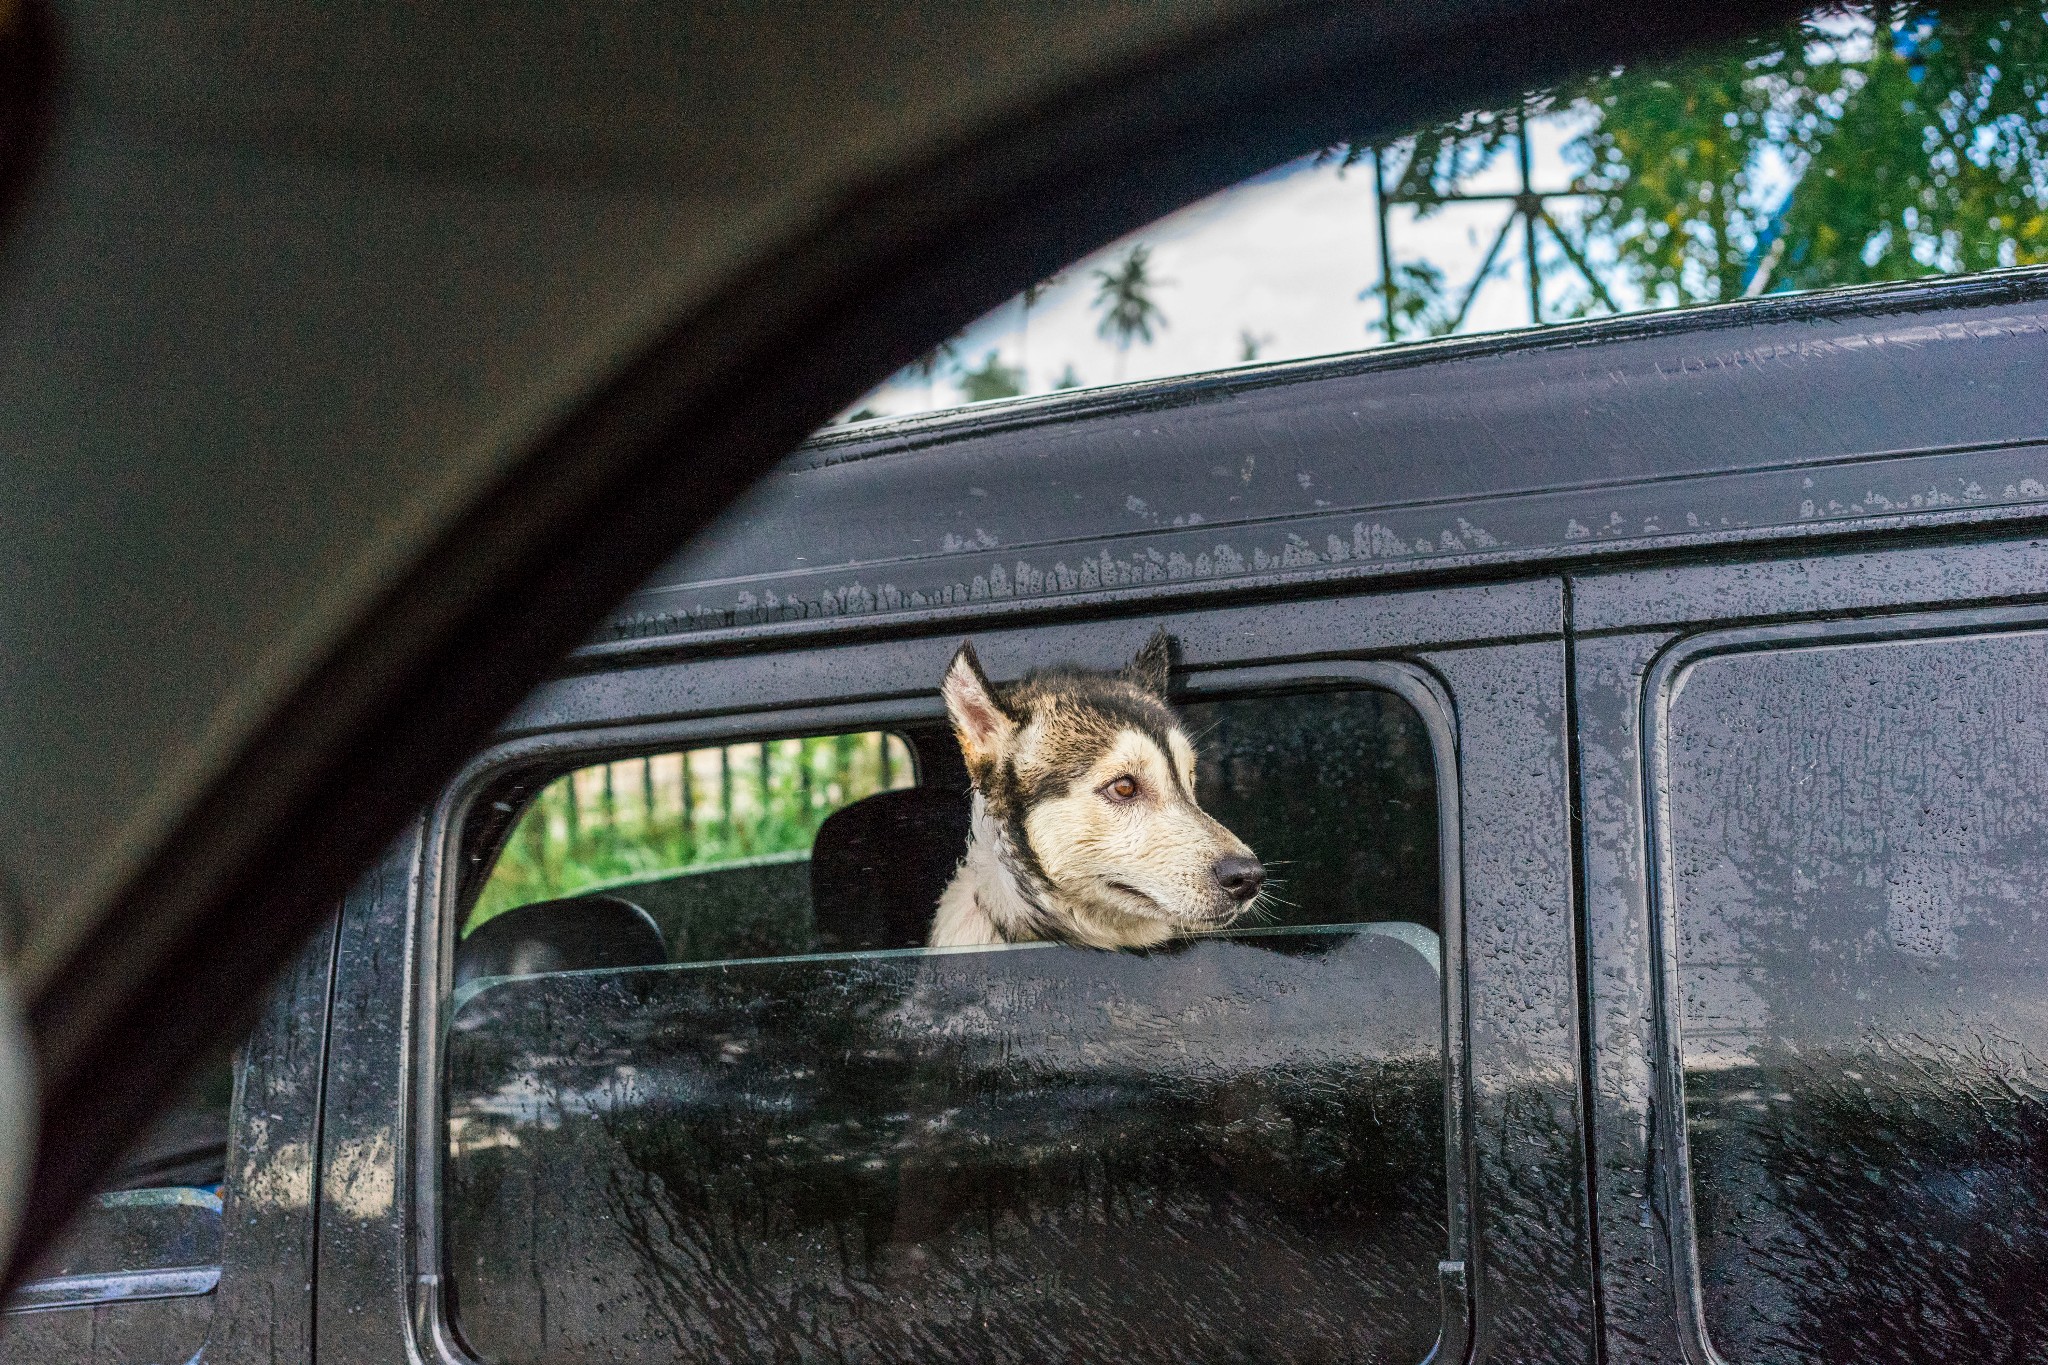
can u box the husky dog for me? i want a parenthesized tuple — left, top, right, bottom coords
(929, 631, 1265, 949)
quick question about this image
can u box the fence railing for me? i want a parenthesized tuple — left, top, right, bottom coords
(471, 732, 915, 930)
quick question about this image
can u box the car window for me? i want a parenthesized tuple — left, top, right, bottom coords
(439, 684, 1453, 1363)
(1654, 621, 2048, 1359)
(849, 1, 2048, 421)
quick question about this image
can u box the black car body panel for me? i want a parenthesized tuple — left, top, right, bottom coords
(14, 267, 2048, 1363)
(602, 272, 2048, 651)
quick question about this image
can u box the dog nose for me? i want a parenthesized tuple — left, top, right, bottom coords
(1212, 856, 1265, 903)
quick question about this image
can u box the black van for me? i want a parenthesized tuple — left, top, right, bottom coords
(14, 269, 2048, 1363)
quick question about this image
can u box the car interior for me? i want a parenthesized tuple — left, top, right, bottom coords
(451, 685, 1444, 979)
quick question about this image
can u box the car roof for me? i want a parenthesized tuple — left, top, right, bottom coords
(604, 267, 2048, 653)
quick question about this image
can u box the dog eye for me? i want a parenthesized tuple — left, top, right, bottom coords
(1102, 774, 1141, 803)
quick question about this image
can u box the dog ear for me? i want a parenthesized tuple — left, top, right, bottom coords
(942, 642, 1015, 778)
(1123, 628, 1174, 697)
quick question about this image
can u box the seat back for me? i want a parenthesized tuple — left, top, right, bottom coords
(454, 894, 668, 990)
(807, 787, 970, 952)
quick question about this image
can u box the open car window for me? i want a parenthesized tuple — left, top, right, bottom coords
(462, 733, 917, 963)
(437, 682, 1456, 1363)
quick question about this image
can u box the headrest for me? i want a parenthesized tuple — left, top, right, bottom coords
(454, 893, 667, 990)
(809, 787, 971, 952)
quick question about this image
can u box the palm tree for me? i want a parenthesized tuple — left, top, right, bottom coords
(959, 350, 1023, 403)
(904, 339, 958, 407)
(1092, 244, 1167, 379)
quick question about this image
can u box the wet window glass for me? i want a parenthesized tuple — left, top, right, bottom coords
(1659, 627, 2048, 1360)
(442, 688, 1451, 1363)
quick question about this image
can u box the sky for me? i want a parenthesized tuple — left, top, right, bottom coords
(849, 110, 1614, 419)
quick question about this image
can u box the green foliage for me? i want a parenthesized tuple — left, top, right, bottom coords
(468, 733, 912, 934)
(1355, 3, 2048, 323)
(901, 340, 959, 396)
(1385, 260, 1460, 339)
(958, 350, 1024, 402)
(1759, 8, 2048, 288)
(1021, 274, 1063, 309)
(1092, 243, 1169, 371)
(1578, 5, 2048, 303)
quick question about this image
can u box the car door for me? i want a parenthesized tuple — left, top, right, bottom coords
(1567, 281, 2048, 1361)
(307, 582, 1589, 1365)
(0, 917, 335, 1365)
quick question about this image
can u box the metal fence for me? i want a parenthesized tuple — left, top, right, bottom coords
(472, 732, 915, 927)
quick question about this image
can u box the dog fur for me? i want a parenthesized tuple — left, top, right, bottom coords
(929, 631, 1264, 949)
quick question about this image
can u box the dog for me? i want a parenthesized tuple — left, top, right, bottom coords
(929, 630, 1265, 949)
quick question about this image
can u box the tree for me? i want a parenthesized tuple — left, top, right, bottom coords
(1092, 243, 1168, 378)
(1053, 363, 1083, 390)
(1384, 261, 1459, 338)
(1238, 328, 1274, 362)
(1757, 9, 2048, 289)
(902, 340, 958, 405)
(959, 350, 1024, 402)
(1347, 4, 2048, 326)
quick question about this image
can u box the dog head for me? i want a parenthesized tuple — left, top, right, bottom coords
(941, 630, 1264, 947)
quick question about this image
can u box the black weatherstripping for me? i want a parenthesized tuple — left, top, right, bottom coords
(10, 0, 1815, 1283)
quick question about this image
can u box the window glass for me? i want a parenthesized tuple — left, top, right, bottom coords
(442, 687, 1451, 1363)
(1184, 689, 1439, 932)
(1659, 627, 2048, 1359)
(847, 2, 2048, 422)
